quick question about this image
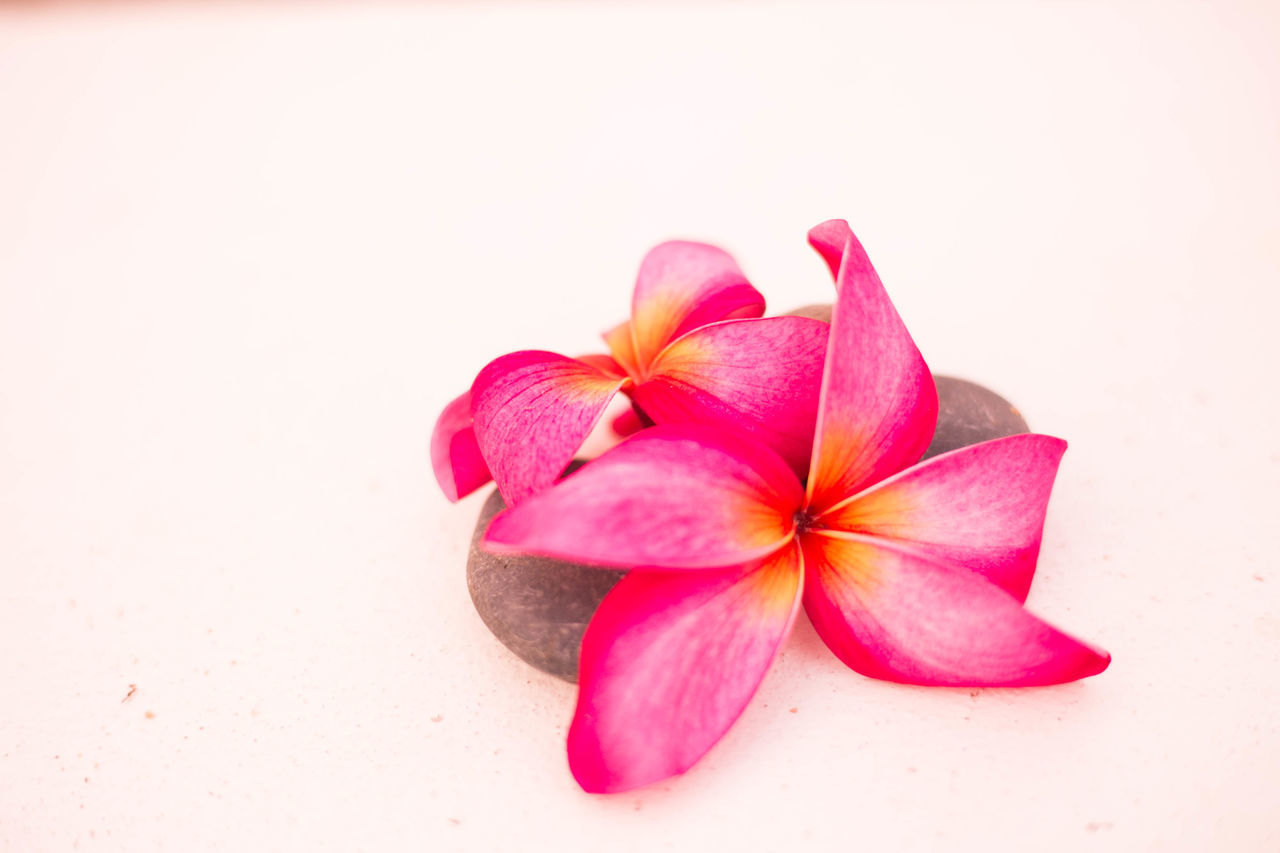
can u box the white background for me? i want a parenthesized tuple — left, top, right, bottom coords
(1, 2, 1277, 850)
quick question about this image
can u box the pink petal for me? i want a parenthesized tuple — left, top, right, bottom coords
(429, 390, 492, 502)
(817, 434, 1068, 602)
(629, 241, 765, 374)
(470, 351, 626, 505)
(610, 406, 646, 437)
(806, 218, 855, 282)
(805, 222, 938, 513)
(630, 316, 829, 477)
(601, 321, 642, 379)
(801, 532, 1110, 686)
(575, 352, 628, 380)
(484, 424, 802, 570)
(569, 545, 803, 793)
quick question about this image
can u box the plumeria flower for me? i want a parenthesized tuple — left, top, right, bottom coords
(483, 220, 1111, 793)
(431, 241, 829, 505)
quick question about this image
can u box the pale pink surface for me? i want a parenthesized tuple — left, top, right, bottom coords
(569, 547, 803, 793)
(805, 220, 939, 513)
(485, 425, 801, 569)
(428, 390, 492, 502)
(3, 3, 1279, 851)
(801, 533, 1110, 686)
(633, 316, 828, 475)
(819, 434, 1068, 602)
(471, 350, 625, 505)
(627, 241, 764, 373)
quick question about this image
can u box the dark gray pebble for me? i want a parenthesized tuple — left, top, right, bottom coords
(924, 376, 1029, 459)
(467, 487, 625, 683)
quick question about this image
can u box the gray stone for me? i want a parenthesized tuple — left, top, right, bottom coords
(466, 328, 1030, 682)
(924, 376, 1029, 460)
(467, 486, 625, 683)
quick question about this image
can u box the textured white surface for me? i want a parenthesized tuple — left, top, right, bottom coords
(1, 2, 1278, 850)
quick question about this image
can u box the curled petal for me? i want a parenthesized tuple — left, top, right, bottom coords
(802, 532, 1110, 686)
(569, 545, 804, 793)
(471, 351, 625, 505)
(631, 316, 828, 477)
(630, 241, 765, 373)
(484, 425, 802, 570)
(806, 218, 854, 282)
(429, 391, 492, 502)
(806, 222, 938, 513)
(818, 434, 1068, 602)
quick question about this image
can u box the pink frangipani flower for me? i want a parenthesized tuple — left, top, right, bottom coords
(431, 241, 829, 505)
(483, 220, 1111, 793)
